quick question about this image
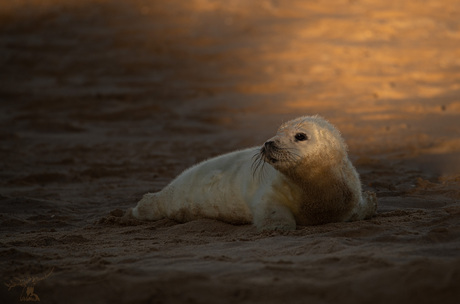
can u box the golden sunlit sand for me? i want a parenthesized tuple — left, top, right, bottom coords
(1, 0, 460, 303)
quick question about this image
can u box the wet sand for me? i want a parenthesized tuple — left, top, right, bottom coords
(1, 1, 460, 303)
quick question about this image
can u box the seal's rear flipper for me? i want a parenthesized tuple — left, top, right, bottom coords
(131, 193, 164, 221)
(124, 207, 135, 219)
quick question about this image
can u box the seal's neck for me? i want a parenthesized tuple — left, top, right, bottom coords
(286, 157, 342, 191)
(280, 153, 356, 225)
(285, 149, 345, 187)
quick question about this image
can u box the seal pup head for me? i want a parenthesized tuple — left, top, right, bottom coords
(253, 115, 348, 178)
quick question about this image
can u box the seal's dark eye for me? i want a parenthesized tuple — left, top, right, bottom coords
(295, 133, 308, 141)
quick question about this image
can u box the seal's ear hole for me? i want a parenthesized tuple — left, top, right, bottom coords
(294, 133, 308, 141)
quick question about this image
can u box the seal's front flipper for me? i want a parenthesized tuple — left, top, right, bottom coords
(363, 191, 378, 219)
(254, 203, 296, 231)
(348, 191, 378, 222)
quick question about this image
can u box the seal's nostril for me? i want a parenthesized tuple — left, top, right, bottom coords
(264, 141, 274, 149)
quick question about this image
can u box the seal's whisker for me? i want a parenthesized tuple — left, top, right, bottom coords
(277, 147, 302, 161)
(251, 159, 260, 177)
(251, 152, 259, 172)
(251, 151, 265, 179)
(251, 151, 261, 160)
(260, 161, 267, 182)
(264, 145, 302, 164)
(251, 149, 263, 166)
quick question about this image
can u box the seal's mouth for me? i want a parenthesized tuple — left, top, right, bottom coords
(252, 144, 283, 177)
(266, 155, 278, 164)
(269, 157, 278, 163)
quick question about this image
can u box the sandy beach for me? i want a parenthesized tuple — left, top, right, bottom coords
(1, 0, 460, 303)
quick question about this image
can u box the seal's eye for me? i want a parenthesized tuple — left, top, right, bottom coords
(295, 133, 308, 141)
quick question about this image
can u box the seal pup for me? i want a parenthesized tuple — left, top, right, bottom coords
(128, 115, 377, 231)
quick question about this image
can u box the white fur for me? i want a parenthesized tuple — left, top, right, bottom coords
(129, 116, 377, 231)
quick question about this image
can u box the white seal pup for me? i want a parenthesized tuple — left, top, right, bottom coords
(128, 115, 377, 231)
